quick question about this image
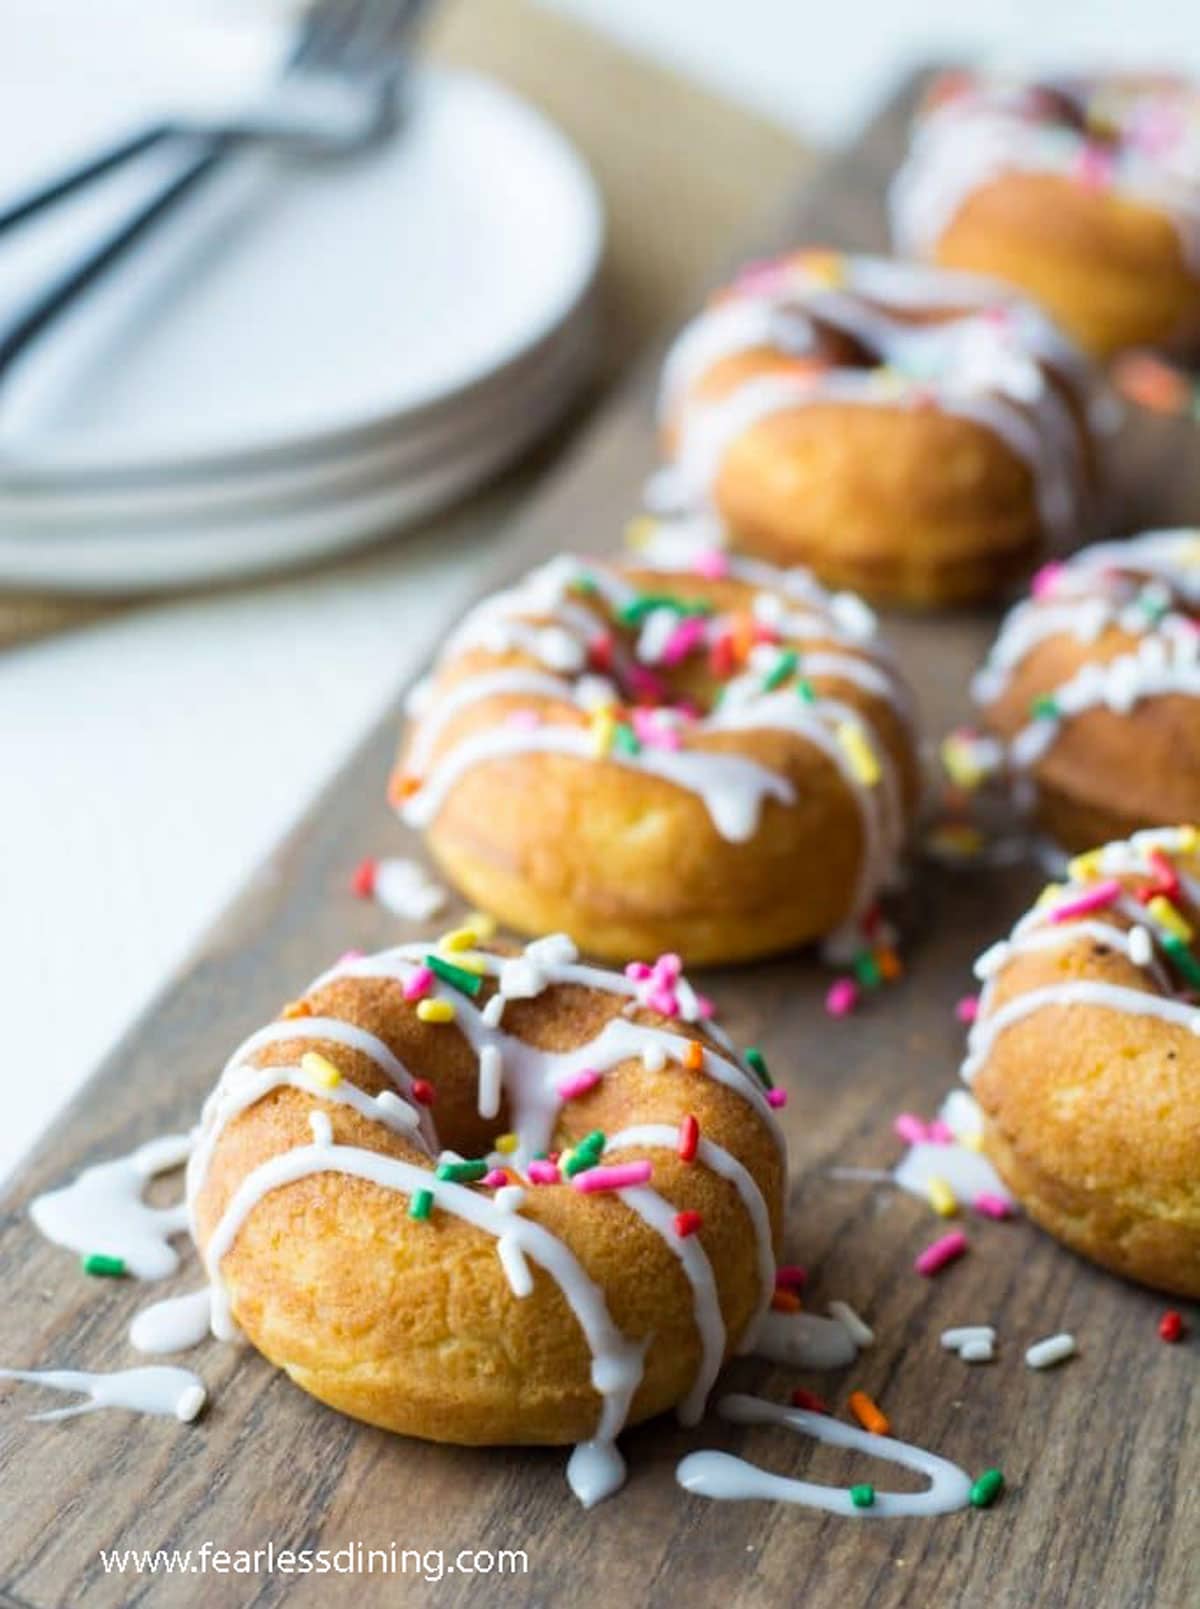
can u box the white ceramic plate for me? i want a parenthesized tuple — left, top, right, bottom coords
(0, 58, 603, 479)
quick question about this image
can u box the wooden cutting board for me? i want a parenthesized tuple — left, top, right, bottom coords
(2, 72, 1198, 1609)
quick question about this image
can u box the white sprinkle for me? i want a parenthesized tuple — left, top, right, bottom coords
(1025, 1332, 1077, 1370)
(175, 1384, 207, 1423)
(308, 1111, 333, 1147)
(831, 591, 877, 641)
(495, 1186, 526, 1214)
(497, 1233, 534, 1298)
(526, 932, 579, 968)
(1129, 926, 1153, 967)
(828, 1300, 874, 1347)
(482, 994, 505, 1028)
(374, 1090, 420, 1131)
(477, 1045, 503, 1120)
(372, 858, 448, 922)
(959, 1339, 995, 1363)
(641, 1042, 667, 1073)
(499, 958, 542, 1000)
(941, 1325, 996, 1350)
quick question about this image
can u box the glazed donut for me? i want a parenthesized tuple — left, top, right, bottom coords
(646, 250, 1100, 608)
(892, 72, 1200, 359)
(188, 931, 786, 1503)
(973, 529, 1200, 852)
(390, 550, 919, 964)
(961, 826, 1200, 1297)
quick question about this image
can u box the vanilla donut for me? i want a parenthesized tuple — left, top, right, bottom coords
(962, 826, 1200, 1297)
(974, 529, 1200, 852)
(188, 931, 786, 1504)
(892, 72, 1200, 359)
(644, 250, 1099, 608)
(390, 551, 919, 963)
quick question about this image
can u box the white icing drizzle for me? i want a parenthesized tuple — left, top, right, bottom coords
(961, 827, 1200, 1085)
(29, 1133, 192, 1279)
(0, 1365, 206, 1423)
(130, 1288, 214, 1355)
(891, 75, 1200, 272)
(398, 553, 912, 935)
(676, 1393, 973, 1517)
(974, 530, 1200, 777)
(650, 251, 1095, 546)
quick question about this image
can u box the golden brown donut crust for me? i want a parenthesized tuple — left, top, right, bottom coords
(193, 958, 784, 1445)
(967, 847, 1200, 1297)
(933, 171, 1200, 361)
(392, 559, 919, 963)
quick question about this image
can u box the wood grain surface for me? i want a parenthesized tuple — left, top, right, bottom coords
(2, 72, 1199, 1609)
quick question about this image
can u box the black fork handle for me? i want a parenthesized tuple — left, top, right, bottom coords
(0, 134, 234, 385)
(0, 121, 175, 237)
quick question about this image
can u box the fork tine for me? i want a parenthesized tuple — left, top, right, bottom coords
(336, 0, 429, 77)
(287, 0, 373, 73)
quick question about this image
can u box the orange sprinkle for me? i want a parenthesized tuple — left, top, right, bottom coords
(388, 773, 421, 806)
(1112, 352, 1193, 415)
(281, 998, 312, 1020)
(771, 1289, 802, 1314)
(848, 1390, 890, 1437)
(875, 946, 903, 982)
(683, 1039, 705, 1072)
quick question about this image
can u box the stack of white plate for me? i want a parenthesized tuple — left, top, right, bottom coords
(0, 20, 603, 593)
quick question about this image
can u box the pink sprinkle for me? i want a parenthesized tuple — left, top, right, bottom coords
(694, 549, 730, 580)
(506, 709, 540, 731)
(1075, 143, 1114, 190)
(647, 987, 679, 1017)
(628, 665, 668, 703)
(1031, 560, 1066, 600)
(766, 1088, 788, 1109)
(1050, 879, 1122, 922)
(661, 616, 708, 667)
(572, 1161, 653, 1193)
(694, 993, 715, 1018)
(625, 961, 653, 981)
(482, 1169, 508, 1189)
(403, 965, 433, 1002)
(557, 1068, 602, 1101)
(775, 1264, 807, 1290)
(914, 1230, 969, 1277)
(926, 1120, 955, 1145)
(955, 995, 980, 1024)
(656, 953, 683, 980)
(527, 1160, 561, 1185)
(337, 948, 365, 966)
(974, 1192, 1014, 1220)
(826, 977, 859, 1018)
(893, 1113, 928, 1146)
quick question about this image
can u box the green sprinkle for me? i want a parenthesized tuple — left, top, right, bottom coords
(564, 1131, 606, 1176)
(853, 949, 882, 990)
(409, 1189, 434, 1221)
(1162, 932, 1200, 988)
(1030, 694, 1060, 721)
(435, 1160, 488, 1184)
(849, 1484, 875, 1509)
(763, 649, 798, 692)
(617, 592, 714, 626)
(745, 1047, 773, 1089)
(82, 1253, 126, 1278)
(572, 573, 599, 595)
(614, 722, 642, 757)
(1139, 590, 1167, 622)
(796, 678, 816, 704)
(425, 953, 483, 997)
(969, 1468, 1005, 1509)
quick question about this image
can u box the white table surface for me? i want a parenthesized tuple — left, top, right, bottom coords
(5, 0, 1200, 1182)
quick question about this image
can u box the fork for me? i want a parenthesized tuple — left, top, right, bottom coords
(0, 0, 428, 385)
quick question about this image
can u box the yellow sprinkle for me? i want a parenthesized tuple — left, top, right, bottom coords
(1148, 895, 1193, 942)
(940, 735, 985, 791)
(1178, 825, 1198, 853)
(466, 910, 497, 939)
(1036, 883, 1065, 909)
(927, 822, 984, 857)
(440, 926, 480, 952)
(1067, 851, 1103, 882)
(441, 950, 487, 975)
(927, 1177, 958, 1217)
(836, 722, 881, 787)
(961, 1131, 984, 1153)
(800, 249, 845, 287)
(624, 515, 658, 550)
(590, 708, 616, 758)
(300, 1051, 342, 1089)
(494, 1132, 519, 1155)
(417, 998, 456, 1024)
